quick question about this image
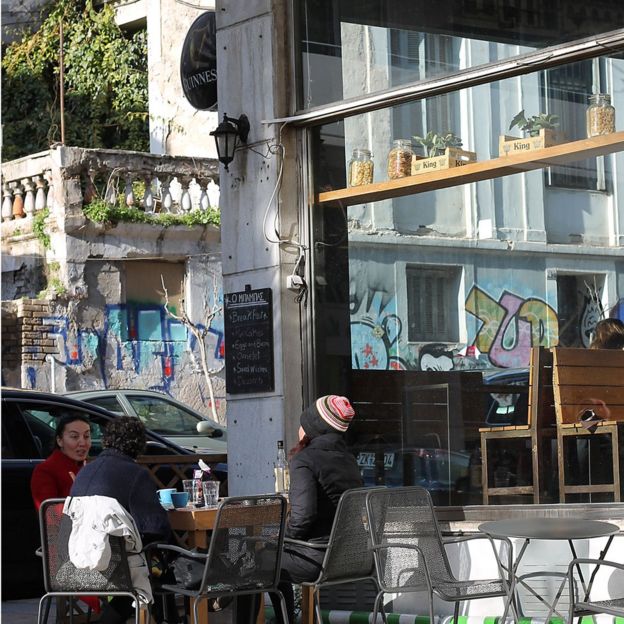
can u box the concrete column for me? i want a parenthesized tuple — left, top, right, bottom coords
(216, 1, 303, 495)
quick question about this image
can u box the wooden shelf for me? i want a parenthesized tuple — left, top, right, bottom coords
(316, 131, 624, 207)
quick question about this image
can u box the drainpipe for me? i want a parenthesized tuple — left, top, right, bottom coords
(46, 354, 56, 394)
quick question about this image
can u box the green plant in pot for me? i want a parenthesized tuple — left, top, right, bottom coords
(509, 110, 560, 137)
(412, 131, 463, 158)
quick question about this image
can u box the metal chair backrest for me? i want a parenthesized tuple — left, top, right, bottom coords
(39, 497, 134, 593)
(366, 486, 453, 590)
(199, 495, 287, 594)
(316, 487, 382, 585)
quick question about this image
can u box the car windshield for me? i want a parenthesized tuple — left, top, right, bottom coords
(126, 396, 212, 436)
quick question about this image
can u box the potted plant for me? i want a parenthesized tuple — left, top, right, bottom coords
(499, 110, 562, 156)
(412, 131, 463, 158)
(508, 110, 560, 137)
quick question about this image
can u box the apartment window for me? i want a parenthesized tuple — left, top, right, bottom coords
(407, 266, 460, 342)
(542, 60, 603, 190)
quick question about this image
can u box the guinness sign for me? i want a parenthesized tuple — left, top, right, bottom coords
(180, 11, 217, 110)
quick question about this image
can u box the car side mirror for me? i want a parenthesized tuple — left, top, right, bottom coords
(196, 420, 217, 436)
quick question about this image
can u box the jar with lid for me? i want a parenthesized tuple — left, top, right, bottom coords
(348, 148, 374, 187)
(587, 93, 615, 137)
(387, 139, 414, 179)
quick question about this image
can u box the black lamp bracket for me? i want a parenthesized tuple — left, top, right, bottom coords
(224, 114, 250, 143)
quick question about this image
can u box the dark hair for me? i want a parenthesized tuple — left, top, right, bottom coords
(54, 413, 91, 449)
(289, 434, 311, 459)
(590, 318, 624, 350)
(102, 416, 146, 459)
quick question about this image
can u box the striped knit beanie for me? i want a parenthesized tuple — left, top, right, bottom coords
(300, 395, 355, 438)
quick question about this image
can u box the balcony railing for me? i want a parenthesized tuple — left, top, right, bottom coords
(1, 146, 220, 228)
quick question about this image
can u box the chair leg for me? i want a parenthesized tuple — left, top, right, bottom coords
(453, 601, 460, 624)
(427, 590, 435, 624)
(276, 591, 290, 624)
(38, 595, 50, 624)
(313, 589, 323, 624)
(372, 591, 384, 624)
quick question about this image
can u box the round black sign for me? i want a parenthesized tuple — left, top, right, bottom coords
(180, 11, 217, 111)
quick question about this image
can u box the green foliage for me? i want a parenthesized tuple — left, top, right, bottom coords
(33, 208, 51, 248)
(2, 0, 148, 161)
(509, 110, 560, 137)
(412, 131, 463, 158)
(83, 199, 221, 228)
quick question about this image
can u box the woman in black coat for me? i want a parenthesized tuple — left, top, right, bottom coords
(269, 395, 363, 624)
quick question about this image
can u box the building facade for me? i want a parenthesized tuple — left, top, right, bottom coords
(216, 1, 624, 501)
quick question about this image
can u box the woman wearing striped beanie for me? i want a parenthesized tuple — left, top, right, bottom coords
(261, 396, 363, 623)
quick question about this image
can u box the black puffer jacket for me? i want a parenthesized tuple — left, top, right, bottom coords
(286, 432, 362, 540)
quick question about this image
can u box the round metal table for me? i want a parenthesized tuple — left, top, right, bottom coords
(479, 518, 619, 619)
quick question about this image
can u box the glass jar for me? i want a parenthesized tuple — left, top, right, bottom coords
(348, 148, 374, 187)
(387, 139, 414, 179)
(587, 93, 615, 137)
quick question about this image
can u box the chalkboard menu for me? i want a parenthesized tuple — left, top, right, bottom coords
(224, 287, 274, 394)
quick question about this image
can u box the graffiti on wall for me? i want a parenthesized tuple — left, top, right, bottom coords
(32, 302, 224, 396)
(350, 282, 561, 371)
(465, 286, 558, 368)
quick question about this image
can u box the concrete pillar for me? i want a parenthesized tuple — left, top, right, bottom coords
(216, 1, 303, 495)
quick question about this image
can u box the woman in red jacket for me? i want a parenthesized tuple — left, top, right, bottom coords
(30, 413, 92, 510)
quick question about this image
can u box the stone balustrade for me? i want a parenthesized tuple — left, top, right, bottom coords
(1, 146, 220, 225)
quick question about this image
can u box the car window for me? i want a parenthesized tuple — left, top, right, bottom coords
(82, 396, 126, 416)
(126, 396, 205, 436)
(1, 401, 41, 459)
(20, 406, 105, 456)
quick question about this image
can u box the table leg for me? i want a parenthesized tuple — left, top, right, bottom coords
(301, 586, 316, 624)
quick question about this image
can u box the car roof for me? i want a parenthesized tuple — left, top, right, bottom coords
(65, 388, 224, 427)
(1, 388, 192, 455)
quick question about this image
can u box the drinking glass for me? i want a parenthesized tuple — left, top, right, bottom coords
(202, 481, 220, 507)
(183, 479, 201, 506)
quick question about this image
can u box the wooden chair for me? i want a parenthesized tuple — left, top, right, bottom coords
(551, 347, 624, 502)
(480, 347, 557, 503)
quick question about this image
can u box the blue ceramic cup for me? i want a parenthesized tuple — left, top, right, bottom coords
(171, 491, 190, 508)
(157, 488, 176, 508)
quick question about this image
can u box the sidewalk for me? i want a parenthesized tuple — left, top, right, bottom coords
(1, 597, 52, 623)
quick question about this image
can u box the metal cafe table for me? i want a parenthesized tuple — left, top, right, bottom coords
(479, 517, 619, 620)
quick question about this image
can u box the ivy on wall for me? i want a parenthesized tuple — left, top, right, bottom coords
(2, 0, 149, 161)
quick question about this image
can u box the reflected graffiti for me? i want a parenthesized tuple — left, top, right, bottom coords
(466, 286, 558, 368)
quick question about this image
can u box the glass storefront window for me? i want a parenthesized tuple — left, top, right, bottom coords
(297, 0, 624, 109)
(308, 53, 623, 505)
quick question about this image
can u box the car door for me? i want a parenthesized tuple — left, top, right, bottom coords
(0, 397, 109, 598)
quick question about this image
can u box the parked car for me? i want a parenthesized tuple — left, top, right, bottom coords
(357, 447, 470, 492)
(483, 368, 529, 427)
(66, 389, 227, 455)
(0, 388, 208, 599)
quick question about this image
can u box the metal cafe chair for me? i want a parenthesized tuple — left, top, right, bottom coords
(365, 486, 517, 624)
(567, 556, 624, 622)
(286, 487, 386, 624)
(37, 498, 144, 624)
(156, 494, 289, 624)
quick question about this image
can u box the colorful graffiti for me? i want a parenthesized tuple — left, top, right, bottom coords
(350, 282, 561, 371)
(465, 287, 558, 368)
(38, 302, 224, 394)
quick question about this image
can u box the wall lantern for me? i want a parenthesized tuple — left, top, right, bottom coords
(210, 113, 250, 170)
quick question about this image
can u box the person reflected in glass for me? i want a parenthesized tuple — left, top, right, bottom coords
(589, 318, 624, 350)
(30, 413, 92, 511)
